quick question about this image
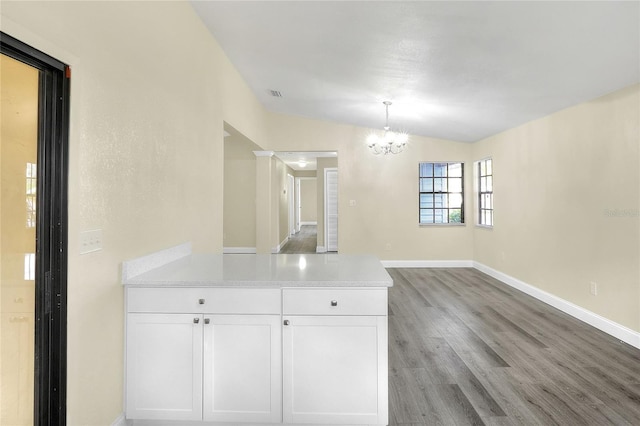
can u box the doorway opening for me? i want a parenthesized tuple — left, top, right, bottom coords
(274, 152, 337, 254)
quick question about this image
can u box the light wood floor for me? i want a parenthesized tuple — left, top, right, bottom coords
(279, 225, 317, 254)
(387, 267, 640, 425)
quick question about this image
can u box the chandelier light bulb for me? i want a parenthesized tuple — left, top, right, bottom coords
(366, 134, 378, 148)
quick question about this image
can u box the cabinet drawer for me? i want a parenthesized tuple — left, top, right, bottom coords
(283, 288, 387, 316)
(127, 287, 281, 314)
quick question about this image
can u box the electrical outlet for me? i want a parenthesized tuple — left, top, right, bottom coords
(590, 281, 598, 296)
(80, 229, 102, 254)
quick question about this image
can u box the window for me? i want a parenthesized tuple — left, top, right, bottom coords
(477, 158, 493, 226)
(24, 253, 35, 280)
(419, 162, 464, 224)
(26, 162, 37, 228)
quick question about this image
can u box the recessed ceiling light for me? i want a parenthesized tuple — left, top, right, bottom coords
(298, 160, 307, 168)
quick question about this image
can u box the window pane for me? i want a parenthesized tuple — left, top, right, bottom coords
(449, 177, 462, 192)
(434, 193, 446, 208)
(449, 193, 463, 208)
(420, 163, 433, 177)
(420, 194, 433, 208)
(449, 209, 462, 223)
(449, 163, 462, 177)
(487, 210, 493, 226)
(480, 177, 486, 192)
(420, 178, 433, 192)
(480, 160, 486, 175)
(485, 194, 492, 209)
(434, 163, 447, 177)
(486, 176, 493, 192)
(434, 178, 447, 192)
(486, 159, 492, 175)
(434, 209, 445, 223)
(420, 209, 434, 223)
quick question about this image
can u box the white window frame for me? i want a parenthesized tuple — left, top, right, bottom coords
(476, 157, 494, 228)
(418, 161, 465, 226)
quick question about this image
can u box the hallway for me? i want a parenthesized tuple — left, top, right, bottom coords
(280, 225, 317, 254)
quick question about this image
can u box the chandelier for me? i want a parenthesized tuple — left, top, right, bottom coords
(366, 101, 408, 155)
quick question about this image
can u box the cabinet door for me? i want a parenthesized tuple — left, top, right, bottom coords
(283, 315, 388, 425)
(203, 314, 282, 423)
(126, 313, 203, 421)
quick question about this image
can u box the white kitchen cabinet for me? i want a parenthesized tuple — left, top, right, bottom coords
(282, 288, 388, 425)
(125, 288, 282, 423)
(126, 313, 203, 421)
(203, 314, 281, 423)
(122, 251, 392, 426)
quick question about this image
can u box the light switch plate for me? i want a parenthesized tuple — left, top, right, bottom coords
(80, 229, 102, 254)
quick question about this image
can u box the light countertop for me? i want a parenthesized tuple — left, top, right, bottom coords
(122, 245, 393, 288)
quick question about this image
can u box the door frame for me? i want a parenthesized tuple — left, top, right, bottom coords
(1, 32, 70, 425)
(287, 174, 295, 237)
(324, 168, 338, 252)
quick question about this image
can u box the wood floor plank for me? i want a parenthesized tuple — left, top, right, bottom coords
(453, 369, 506, 418)
(386, 267, 640, 426)
(279, 225, 316, 253)
(437, 384, 486, 425)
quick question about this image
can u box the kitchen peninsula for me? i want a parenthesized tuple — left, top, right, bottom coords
(122, 243, 392, 425)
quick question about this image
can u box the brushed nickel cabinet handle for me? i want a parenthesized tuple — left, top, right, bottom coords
(198, 299, 205, 305)
(204, 318, 210, 325)
(331, 300, 338, 307)
(284, 320, 290, 326)
(193, 318, 200, 324)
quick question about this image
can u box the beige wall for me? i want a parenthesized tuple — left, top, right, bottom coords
(472, 84, 640, 333)
(255, 154, 274, 254)
(300, 178, 317, 223)
(223, 126, 261, 249)
(294, 170, 316, 178)
(1, 1, 268, 424)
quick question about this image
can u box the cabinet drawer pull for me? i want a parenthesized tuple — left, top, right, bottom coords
(193, 318, 200, 324)
(331, 300, 338, 307)
(204, 318, 210, 325)
(283, 320, 290, 326)
(198, 299, 205, 305)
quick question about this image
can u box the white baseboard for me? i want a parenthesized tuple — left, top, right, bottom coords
(300, 221, 317, 226)
(473, 261, 640, 350)
(316, 246, 326, 253)
(111, 413, 128, 426)
(382, 260, 473, 268)
(272, 237, 289, 253)
(223, 247, 257, 254)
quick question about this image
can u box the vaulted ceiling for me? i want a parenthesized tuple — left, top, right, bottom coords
(191, 1, 639, 143)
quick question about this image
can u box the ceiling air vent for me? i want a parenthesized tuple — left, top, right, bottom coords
(269, 90, 283, 98)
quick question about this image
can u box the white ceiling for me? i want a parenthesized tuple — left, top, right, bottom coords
(192, 1, 639, 143)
